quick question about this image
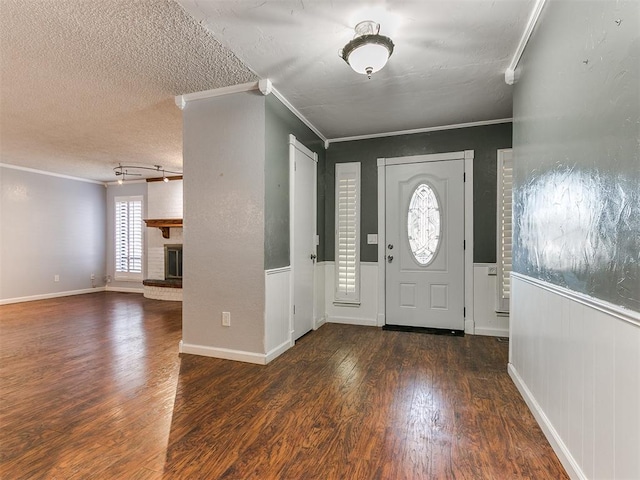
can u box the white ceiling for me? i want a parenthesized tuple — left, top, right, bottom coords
(179, 0, 533, 139)
(0, 0, 533, 182)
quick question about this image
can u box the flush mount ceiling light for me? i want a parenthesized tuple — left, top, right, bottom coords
(114, 164, 182, 184)
(340, 20, 394, 79)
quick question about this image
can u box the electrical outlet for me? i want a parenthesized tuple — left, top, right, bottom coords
(488, 266, 497, 276)
(222, 311, 231, 327)
(54, 275, 60, 282)
(90, 273, 95, 280)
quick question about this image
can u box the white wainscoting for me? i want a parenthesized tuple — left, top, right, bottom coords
(314, 262, 327, 329)
(317, 261, 504, 335)
(473, 263, 509, 337)
(265, 267, 292, 362)
(320, 262, 379, 326)
(509, 273, 640, 480)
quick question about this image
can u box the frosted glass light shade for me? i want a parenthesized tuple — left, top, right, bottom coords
(340, 21, 394, 78)
(346, 43, 391, 76)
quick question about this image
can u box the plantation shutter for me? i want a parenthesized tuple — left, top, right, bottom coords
(115, 196, 143, 279)
(497, 150, 513, 313)
(334, 162, 360, 304)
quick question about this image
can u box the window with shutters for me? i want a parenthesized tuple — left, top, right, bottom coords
(115, 195, 143, 281)
(334, 162, 360, 304)
(496, 149, 513, 313)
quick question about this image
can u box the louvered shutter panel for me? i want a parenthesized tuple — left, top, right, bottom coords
(115, 196, 143, 278)
(497, 150, 513, 312)
(335, 163, 360, 304)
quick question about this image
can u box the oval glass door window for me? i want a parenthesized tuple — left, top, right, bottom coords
(407, 183, 441, 265)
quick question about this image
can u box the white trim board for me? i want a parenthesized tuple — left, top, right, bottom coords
(377, 151, 475, 333)
(174, 80, 328, 146)
(289, 134, 318, 342)
(505, 0, 548, 84)
(175, 81, 260, 109)
(328, 118, 512, 145)
(273, 88, 327, 145)
(0, 163, 106, 185)
(265, 266, 291, 275)
(179, 341, 268, 365)
(0, 287, 106, 305)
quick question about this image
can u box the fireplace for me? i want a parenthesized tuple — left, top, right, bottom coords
(165, 244, 183, 280)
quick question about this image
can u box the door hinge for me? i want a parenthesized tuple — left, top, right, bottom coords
(293, 305, 296, 315)
(463, 172, 466, 182)
(294, 161, 297, 171)
(463, 240, 466, 250)
(464, 307, 466, 317)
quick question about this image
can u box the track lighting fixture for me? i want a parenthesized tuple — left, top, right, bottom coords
(114, 164, 182, 184)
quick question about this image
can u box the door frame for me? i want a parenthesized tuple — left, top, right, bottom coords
(376, 150, 475, 333)
(289, 134, 318, 343)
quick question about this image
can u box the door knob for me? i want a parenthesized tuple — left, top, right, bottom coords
(387, 255, 393, 263)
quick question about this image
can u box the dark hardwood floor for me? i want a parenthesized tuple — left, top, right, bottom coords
(0, 292, 567, 479)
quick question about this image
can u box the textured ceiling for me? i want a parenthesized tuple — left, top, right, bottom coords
(0, 0, 256, 182)
(1, 0, 534, 182)
(178, 0, 534, 139)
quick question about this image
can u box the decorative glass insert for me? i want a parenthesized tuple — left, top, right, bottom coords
(407, 183, 441, 266)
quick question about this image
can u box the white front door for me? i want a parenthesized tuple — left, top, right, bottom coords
(291, 136, 317, 341)
(385, 157, 465, 331)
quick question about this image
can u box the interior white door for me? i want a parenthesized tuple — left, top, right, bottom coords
(385, 159, 465, 330)
(291, 137, 317, 340)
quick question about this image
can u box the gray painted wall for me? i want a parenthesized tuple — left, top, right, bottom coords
(0, 166, 106, 300)
(182, 92, 266, 354)
(264, 95, 326, 270)
(105, 181, 147, 289)
(324, 123, 512, 263)
(513, 0, 639, 311)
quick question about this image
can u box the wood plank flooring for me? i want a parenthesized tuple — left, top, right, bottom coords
(0, 293, 568, 479)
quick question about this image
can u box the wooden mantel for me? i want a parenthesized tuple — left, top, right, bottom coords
(144, 219, 183, 239)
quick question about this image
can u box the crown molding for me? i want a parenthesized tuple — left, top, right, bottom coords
(327, 118, 513, 145)
(505, 0, 548, 85)
(0, 163, 105, 185)
(175, 81, 262, 110)
(175, 79, 328, 147)
(271, 87, 327, 147)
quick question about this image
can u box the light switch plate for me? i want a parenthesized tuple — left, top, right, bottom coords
(367, 234, 378, 245)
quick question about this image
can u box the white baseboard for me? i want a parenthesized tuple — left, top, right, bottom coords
(327, 315, 377, 327)
(314, 314, 327, 329)
(508, 363, 585, 480)
(106, 286, 144, 294)
(179, 340, 267, 365)
(0, 287, 106, 305)
(474, 326, 509, 337)
(265, 340, 292, 363)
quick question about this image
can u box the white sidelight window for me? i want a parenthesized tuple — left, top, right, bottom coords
(115, 195, 143, 281)
(334, 162, 361, 304)
(496, 149, 513, 313)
